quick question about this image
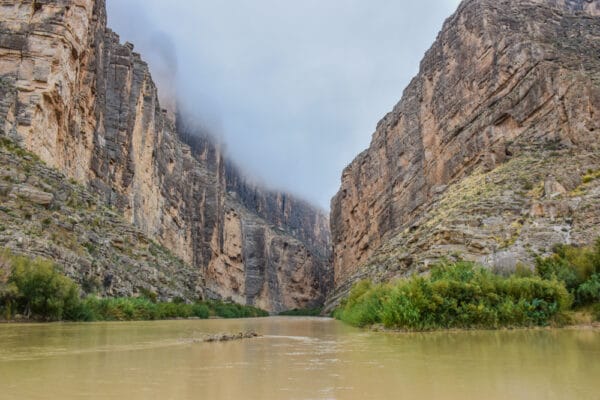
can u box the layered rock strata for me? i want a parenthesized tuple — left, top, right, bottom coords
(0, 138, 198, 300)
(329, 0, 600, 306)
(0, 0, 331, 312)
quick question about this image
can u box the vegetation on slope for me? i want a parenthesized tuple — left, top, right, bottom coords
(70, 297, 267, 322)
(335, 240, 600, 330)
(535, 241, 600, 306)
(0, 250, 267, 322)
(0, 137, 198, 301)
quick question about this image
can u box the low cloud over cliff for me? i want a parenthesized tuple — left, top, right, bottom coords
(107, 0, 460, 209)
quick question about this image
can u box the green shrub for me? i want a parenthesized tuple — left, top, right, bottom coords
(535, 254, 582, 291)
(335, 262, 571, 330)
(66, 296, 98, 321)
(576, 274, 600, 305)
(536, 241, 600, 305)
(514, 263, 534, 278)
(156, 301, 192, 319)
(593, 304, 600, 322)
(67, 297, 265, 322)
(138, 287, 158, 303)
(334, 280, 388, 327)
(209, 300, 268, 318)
(0, 248, 270, 322)
(0, 251, 17, 319)
(8, 255, 81, 321)
(191, 303, 210, 319)
(0, 282, 18, 320)
(211, 301, 237, 318)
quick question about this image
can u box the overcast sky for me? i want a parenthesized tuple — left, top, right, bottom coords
(106, 0, 461, 210)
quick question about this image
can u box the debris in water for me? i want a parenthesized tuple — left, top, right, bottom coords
(193, 331, 260, 343)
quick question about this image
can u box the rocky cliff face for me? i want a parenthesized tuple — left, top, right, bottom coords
(329, 0, 600, 304)
(0, 0, 331, 312)
(0, 138, 198, 300)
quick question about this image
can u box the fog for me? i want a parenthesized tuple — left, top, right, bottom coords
(106, 0, 461, 210)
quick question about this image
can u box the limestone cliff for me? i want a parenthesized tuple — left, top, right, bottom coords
(0, 137, 198, 300)
(0, 0, 331, 312)
(329, 0, 600, 306)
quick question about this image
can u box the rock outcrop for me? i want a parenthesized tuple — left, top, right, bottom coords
(0, 0, 331, 312)
(329, 0, 600, 306)
(0, 138, 198, 300)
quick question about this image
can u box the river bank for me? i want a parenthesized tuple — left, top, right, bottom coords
(368, 319, 600, 334)
(0, 298, 269, 323)
(334, 256, 600, 331)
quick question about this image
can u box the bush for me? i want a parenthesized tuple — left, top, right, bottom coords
(593, 304, 600, 322)
(536, 241, 600, 306)
(334, 280, 388, 327)
(9, 255, 80, 321)
(0, 249, 268, 322)
(0, 282, 18, 320)
(335, 262, 572, 330)
(514, 263, 535, 278)
(68, 297, 267, 322)
(210, 300, 269, 318)
(0, 251, 18, 320)
(535, 254, 582, 291)
(576, 274, 600, 305)
(156, 301, 192, 319)
(191, 303, 210, 319)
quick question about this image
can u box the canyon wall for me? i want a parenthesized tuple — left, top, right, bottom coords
(0, 0, 331, 312)
(329, 0, 600, 304)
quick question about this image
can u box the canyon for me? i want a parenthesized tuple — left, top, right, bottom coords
(328, 0, 600, 307)
(0, 2, 599, 398)
(0, 0, 330, 313)
(0, 0, 599, 315)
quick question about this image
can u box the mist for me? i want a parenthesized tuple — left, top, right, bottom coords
(106, 0, 461, 210)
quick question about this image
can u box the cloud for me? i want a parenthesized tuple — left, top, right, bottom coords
(104, 2, 179, 112)
(107, 0, 461, 209)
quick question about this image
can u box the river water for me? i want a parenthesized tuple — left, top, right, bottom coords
(0, 317, 598, 399)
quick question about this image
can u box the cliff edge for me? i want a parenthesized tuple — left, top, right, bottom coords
(0, 0, 331, 312)
(329, 0, 600, 308)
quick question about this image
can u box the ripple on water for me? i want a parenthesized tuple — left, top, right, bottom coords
(0, 319, 599, 400)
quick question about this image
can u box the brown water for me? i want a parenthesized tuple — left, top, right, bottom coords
(0, 317, 598, 400)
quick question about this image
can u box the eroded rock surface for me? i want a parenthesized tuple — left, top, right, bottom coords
(329, 0, 600, 308)
(0, 0, 331, 312)
(0, 140, 199, 300)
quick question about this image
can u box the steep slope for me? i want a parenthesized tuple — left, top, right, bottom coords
(0, 0, 331, 312)
(0, 137, 198, 300)
(329, 0, 600, 305)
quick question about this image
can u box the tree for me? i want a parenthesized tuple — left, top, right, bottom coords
(9, 255, 80, 321)
(0, 250, 18, 319)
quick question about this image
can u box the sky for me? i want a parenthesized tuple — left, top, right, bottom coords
(106, 0, 461, 210)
